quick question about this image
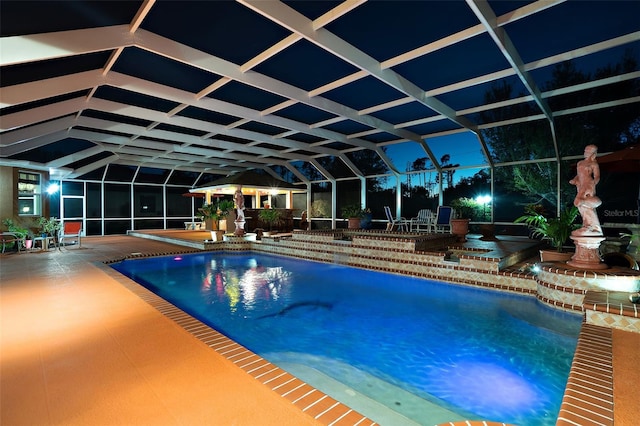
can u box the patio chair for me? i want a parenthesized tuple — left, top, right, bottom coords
(433, 206, 454, 233)
(1, 232, 25, 254)
(59, 222, 83, 248)
(384, 206, 409, 232)
(410, 209, 434, 232)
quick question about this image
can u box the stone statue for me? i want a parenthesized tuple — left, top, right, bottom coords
(234, 185, 245, 222)
(233, 185, 246, 236)
(569, 144, 603, 236)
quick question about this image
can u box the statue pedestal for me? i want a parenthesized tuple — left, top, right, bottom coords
(223, 233, 257, 242)
(567, 235, 608, 270)
(234, 219, 246, 236)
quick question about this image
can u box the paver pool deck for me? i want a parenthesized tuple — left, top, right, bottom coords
(1, 234, 637, 425)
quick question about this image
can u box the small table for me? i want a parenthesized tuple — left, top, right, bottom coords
(33, 236, 55, 251)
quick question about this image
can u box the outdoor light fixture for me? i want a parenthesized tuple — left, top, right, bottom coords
(46, 182, 60, 195)
(475, 195, 492, 204)
(476, 195, 492, 221)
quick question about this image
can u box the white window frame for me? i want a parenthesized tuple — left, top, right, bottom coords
(17, 171, 42, 216)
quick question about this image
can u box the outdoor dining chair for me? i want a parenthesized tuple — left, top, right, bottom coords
(59, 221, 83, 248)
(384, 206, 409, 232)
(410, 209, 435, 232)
(433, 206, 454, 233)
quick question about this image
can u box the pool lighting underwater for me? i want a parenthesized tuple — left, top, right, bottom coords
(111, 252, 582, 425)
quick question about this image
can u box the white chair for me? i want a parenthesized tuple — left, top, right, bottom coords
(433, 206, 454, 233)
(59, 222, 83, 248)
(410, 209, 435, 232)
(384, 206, 409, 232)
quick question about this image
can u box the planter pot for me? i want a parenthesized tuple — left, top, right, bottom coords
(348, 217, 361, 229)
(204, 219, 216, 231)
(479, 224, 498, 241)
(209, 230, 224, 242)
(451, 218, 470, 242)
(25, 239, 33, 249)
(539, 249, 573, 263)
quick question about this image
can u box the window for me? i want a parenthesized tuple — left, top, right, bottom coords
(18, 171, 42, 216)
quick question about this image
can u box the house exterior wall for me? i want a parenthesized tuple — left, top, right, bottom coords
(0, 166, 50, 227)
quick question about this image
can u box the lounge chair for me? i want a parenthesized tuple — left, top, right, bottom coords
(384, 206, 409, 232)
(433, 206, 454, 233)
(59, 222, 83, 248)
(410, 209, 435, 232)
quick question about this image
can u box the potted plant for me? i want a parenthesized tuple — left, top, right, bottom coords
(38, 217, 62, 237)
(621, 231, 639, 260)
(450, 198, 476, 242)
(341, 204, 364, 229)
(2, 218, 30, 251)
(198, 199, 234, 241)
(24, 228, 35, 250)
(259, 208, 281, 235)
(515, 204, 580, 262)
(37, 217, 62, 249)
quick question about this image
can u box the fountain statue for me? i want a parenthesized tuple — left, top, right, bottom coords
(567, 145, 608, 269)
(536, 145, 639, 305)
(570, 144, 603, 236)
(233, 185, 246, 236)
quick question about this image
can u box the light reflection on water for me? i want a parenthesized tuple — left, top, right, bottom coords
(112, 252, 582, 426)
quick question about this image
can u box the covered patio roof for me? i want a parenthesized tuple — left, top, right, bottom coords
(190, 170, 307, 197)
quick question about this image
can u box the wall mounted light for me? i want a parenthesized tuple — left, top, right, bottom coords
(46, 183, 60, 195)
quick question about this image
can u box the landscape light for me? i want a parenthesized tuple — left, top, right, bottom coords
(475, 195, 492, 221)
(475, 195, 492, 204)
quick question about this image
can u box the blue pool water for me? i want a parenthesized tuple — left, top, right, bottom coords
(111, 252, 582, 425)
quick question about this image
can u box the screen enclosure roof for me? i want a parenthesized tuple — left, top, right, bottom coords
(1, 0, 639, 186)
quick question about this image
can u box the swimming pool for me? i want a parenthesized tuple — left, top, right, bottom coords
(111, 251, 582, 425)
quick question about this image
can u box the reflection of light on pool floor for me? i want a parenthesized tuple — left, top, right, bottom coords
(269, 352, 468, 426)
(431, 361, 538, 418)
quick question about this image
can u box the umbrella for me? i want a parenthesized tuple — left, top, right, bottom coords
(597, 144, 640, 223)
